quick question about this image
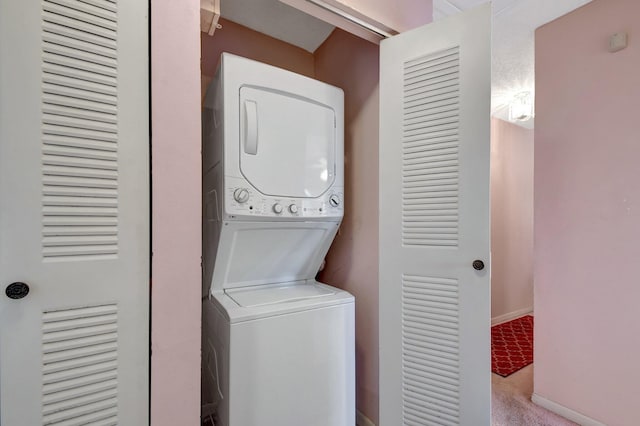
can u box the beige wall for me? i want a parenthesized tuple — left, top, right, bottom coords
(314, 29, 381, 424)
(490, 118, 534, 321)
(151, 0, 202, 424)
(534, 0, 640, 424)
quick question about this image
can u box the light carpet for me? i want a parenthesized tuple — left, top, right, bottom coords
(492, 365, 577, 426)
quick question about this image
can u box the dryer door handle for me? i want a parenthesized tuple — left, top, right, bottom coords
(244, 100, 258, 155)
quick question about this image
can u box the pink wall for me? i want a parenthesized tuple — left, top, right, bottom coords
(334, 0, 432, 32)
(490, 118, 533, 321)
(201, 18, 314, 100)
(151, 0, 202, 425)
(534, 0, 640, 424)
(314, 29, 381, 424)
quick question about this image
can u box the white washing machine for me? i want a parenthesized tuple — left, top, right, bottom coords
(201, 53, 355, 426)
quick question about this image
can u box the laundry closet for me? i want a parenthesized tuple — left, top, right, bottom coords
(199, 2, 393, 424)
(199, 2, 491, 425)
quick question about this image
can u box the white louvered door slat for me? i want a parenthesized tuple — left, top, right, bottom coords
(0, 0, 149, 424)
(380, 5, 491, 425)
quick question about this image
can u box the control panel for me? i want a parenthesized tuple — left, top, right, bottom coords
(224, 177, 343, 219)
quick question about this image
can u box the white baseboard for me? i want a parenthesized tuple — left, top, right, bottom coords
(491, 307, 533, 325)
(532, 394, 606, 426)
(356, 410, 376, 426)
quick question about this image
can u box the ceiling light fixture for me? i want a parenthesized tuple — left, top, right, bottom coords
(509, 91, 533, 122)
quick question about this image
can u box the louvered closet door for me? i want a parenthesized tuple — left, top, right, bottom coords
(379, 5, 491, 425)
(0, 0, 149, 425)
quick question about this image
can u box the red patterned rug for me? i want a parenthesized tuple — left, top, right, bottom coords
(491, 315, 534, 377)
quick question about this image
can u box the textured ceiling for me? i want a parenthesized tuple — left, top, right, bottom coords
(434, 0, 593, 128)
(220, 0, 335, 52)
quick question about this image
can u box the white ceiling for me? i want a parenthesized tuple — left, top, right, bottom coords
(221, 0, 592, 128)
(434, 0, 593, 128)
(220, 0, 335, 52)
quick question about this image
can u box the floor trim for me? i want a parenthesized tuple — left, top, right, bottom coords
(356, 410, 376, 426)
(532, 394, 606, 426)
(491, 307, 533, 325)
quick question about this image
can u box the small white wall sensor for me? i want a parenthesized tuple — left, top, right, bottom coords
(609, 32, 628, 53)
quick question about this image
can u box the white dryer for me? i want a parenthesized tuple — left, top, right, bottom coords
(201, 53, 355, 426)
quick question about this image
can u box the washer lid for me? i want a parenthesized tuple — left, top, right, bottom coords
(226, 282, 335, 308)
(239, 86, 336, 198)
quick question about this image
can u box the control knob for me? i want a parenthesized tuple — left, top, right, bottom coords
(272, 203, 283, 214)
(289, 204, 298, 214)
(329, 194, 341, 208)
(233, 188, 250, 203)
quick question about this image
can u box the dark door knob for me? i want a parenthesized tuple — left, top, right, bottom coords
(472, 260, 485, 271)
(6, 282, 29, 299)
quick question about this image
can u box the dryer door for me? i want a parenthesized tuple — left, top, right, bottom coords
(239, 86, 336, 198)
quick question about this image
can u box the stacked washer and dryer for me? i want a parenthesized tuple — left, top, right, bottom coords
(201, 53, 355, 426)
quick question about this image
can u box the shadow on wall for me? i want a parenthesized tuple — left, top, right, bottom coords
(490, 117, 534, 323)
(314, 29, 381, 426)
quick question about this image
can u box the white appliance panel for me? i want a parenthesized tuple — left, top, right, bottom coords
(201, 54, 354, 426)
(226, 282, 335, 307)
(223, 176, 344, 220)
(211, 221, 339, 291)
(210, 281, 354, 324)
(207, 53, 344, 221)
(228, 302, 355, 426)
(239, 86, 336, 198)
